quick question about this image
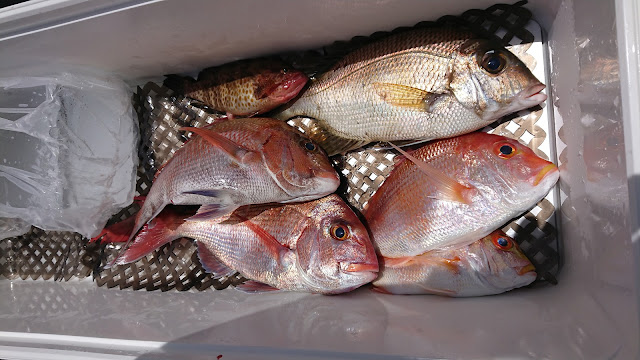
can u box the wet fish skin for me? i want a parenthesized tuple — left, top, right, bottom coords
(118, 118, 340, 266)
(276, 27, 546, 155)
(372, 230, 537, 296)
(164, 58, 308, 116)
(116, 195, 379, 294)
(364, 131, 559, 258)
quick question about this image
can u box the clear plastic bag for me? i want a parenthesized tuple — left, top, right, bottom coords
(0, 72, 138, 239)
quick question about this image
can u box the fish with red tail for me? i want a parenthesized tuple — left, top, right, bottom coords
(112, 118, 339, 267)
(363, 132, 559, 258)
(164, 58, 308, 117)
(276, 27, 546, 155)
(372, 230, 536, 296)
(115, 195, 379, 294)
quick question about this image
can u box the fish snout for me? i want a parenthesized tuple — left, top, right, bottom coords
(312, 168, 341, 193)
(519, 83, 547, 105)
(271, 71, 308, 102)
(342, 262, 379, 273)
(517, 263, 536, 276)
(532, 163, 559, 186)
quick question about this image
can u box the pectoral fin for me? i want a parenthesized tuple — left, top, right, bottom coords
(186, 203, 237, 222)
(235, 280, 280, 293)
(196, 241, 237, 279)
(373, 82, 442, 112)
(180, 126, 252, 163)
(388, 142, 475, 205)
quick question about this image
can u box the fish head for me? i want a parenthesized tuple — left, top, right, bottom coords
(255, 68, 308, 105)
(451, 39, 547, 121)
(470, 230, 537, 291)
(461, 132, 559, 212)
(294, 195, 379, 294)
(262, 124, 340, 202)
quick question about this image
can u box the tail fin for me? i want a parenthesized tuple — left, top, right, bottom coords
(112, 207, 186, 266)
(91, 196, 146, 244)
(163, 74, 194, 94)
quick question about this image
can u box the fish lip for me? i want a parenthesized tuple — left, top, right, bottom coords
(520, 83, 547, 104)
(533, 163, 559, 186)
(517, 264, 536, 276)
(270, 72, 308, 102)
(342, 262, 379, 273)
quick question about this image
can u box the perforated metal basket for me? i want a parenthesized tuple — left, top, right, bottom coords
(0, 0, 560, 290)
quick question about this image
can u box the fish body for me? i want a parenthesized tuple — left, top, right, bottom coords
(364, 132, 559, 258)
(123, 118, 339, 261)
(116, 195, 379, 294)
(372, 230, 536, 296)
(277, 27, 546, 155)
(164, 58, 308, 116)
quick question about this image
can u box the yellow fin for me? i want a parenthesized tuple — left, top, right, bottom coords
(372, 82, 440, 112)
(388, 142, 475, 205)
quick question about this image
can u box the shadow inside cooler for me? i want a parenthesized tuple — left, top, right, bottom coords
(0, 0, 638, 359)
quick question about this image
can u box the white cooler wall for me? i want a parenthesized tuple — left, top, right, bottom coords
(0, 0, 639, 359)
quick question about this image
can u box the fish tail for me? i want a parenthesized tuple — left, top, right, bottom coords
(106, 194, 165, 268)
(90, 196, 146, 244)
(113, 207, 185, 265)
(163, 74, 195, 94)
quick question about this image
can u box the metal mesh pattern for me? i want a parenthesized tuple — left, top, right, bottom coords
(0, 0, 558, 288)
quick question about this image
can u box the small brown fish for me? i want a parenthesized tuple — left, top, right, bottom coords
(115, 195, 379, 294)
(276, 27, 546, 155)
(164, 58, 308, 117)
(372, 230, 536, 296)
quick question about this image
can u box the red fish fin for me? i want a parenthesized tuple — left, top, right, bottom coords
(372, 82, 441, 112)
(195, 241, 237, 279)
(235, 280, 280, 293)
(381, 256, 415, 268)
(234, 213, 288, 260)
(186, 204, 236, 222)
(112, 209, 185, 265)
(180, 127, 252, 163)
(388, 142, 475, 205)
(91, 216, 137, 244)
(371, 285, 394, 294)
(439, 257, 462, 275)
(417, 284, 457, 297)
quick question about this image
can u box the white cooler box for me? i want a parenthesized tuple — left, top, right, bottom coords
(0, 0, 639, 359)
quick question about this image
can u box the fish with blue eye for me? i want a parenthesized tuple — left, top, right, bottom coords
(372, 230, 537, 297)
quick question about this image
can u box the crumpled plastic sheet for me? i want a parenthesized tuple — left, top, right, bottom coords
(0, 217, 30, 240)
(0, 72, 139, 239)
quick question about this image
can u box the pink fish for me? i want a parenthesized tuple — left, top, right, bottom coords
(364, 132, 559, 258)
(115, 195, 379, 294)
(372, 230, 536, 296)
(114, 118, 339, 266)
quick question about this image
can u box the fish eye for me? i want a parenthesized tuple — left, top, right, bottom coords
(480, 50, 507, 74)
(304, 141, 317, 152)
(493, 236, 513, 250)
(330, 224, 350, 241)
(496, 143, 516, 159)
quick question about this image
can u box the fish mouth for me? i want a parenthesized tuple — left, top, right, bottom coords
(342, 262, 379, 273)
(533, 163, 559, 186)
(517, 264, 536, 276)
(313, 169, 340, 192)
(520, 83, 547, 104)
(270, 72, 308, 102)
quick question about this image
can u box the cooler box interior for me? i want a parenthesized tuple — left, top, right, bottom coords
(0, 0, 639, 359)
